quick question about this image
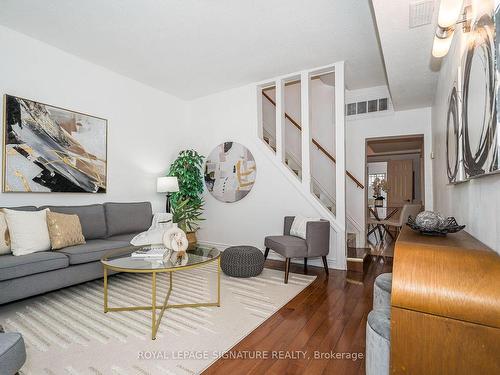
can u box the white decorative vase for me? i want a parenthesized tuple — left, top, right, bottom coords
(162, 223, 189, 253)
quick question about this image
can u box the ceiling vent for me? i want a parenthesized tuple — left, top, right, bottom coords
(346, 98, 389, 117)
(409, 1, 434, 28)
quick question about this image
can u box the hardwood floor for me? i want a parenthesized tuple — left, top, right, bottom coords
(203, 256, 393, 375)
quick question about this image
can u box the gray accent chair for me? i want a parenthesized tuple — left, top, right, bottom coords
(264, 216, 330, 283)
(0, 202, 153, 305)
(0, 331, 26, 375)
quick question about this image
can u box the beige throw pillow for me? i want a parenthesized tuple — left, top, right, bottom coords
(47, 211, 86, 250)
(0, 211, 11, 255)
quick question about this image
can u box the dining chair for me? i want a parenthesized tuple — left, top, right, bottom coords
(378, 204, 422, 238)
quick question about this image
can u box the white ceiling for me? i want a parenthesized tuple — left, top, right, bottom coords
(371, 0, 440, 110)
(0, 0, 387, 100)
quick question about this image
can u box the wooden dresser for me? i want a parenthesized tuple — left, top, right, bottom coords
(390, 226, 500, 375)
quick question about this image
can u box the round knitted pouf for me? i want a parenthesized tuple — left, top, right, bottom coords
(221, 246, 265, 277)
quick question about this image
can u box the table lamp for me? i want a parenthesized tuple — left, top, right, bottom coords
(157, 176, 179, 213)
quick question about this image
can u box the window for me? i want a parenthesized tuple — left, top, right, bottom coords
(368, 173, 386, 187)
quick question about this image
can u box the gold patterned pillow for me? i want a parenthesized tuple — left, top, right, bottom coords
(46, 211, 86, 250)
(0, 211, 11, 255)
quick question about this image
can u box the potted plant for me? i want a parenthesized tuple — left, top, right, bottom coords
(172, 198, 204, 249)
(168, 149, 204, 248)
(372, 177, 388, 207)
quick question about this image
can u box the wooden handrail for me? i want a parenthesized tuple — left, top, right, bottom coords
(262, 91, 364, 189)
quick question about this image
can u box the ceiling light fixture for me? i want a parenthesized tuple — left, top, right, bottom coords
(432, 0, 471, 58)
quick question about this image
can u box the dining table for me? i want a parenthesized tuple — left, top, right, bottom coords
(367, 205, 401, 242)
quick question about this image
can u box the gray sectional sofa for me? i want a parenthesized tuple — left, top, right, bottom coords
(0, 201, 152, 305)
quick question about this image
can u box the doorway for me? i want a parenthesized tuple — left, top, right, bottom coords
(365, 135, 425, 251)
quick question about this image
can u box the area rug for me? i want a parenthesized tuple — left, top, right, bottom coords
(0, 264, 316, 375)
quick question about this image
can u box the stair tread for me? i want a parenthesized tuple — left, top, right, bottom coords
(346, 247, 370, 261)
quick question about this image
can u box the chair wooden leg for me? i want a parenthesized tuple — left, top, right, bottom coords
(304, 257, 308, 272)
(264, 247, 270, 260)
(284, 258, 291, 284)
(322, 256, 329, 276)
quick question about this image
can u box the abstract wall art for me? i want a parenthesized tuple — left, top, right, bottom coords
(3, 95, 107, 193)
(204, 142, 256, 203)
(446, 0, 500, 183)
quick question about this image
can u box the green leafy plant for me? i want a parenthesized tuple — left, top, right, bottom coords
(172, 198, 205, 232)
(168, 149, 205, 231)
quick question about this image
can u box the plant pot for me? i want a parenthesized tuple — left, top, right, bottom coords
(374, 197, 384, 207)
(186, 231, 197, 250)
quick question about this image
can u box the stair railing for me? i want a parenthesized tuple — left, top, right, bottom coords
(262, 91, 364, 189)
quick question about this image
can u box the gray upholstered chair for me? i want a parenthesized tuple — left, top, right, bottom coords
(264, 216, 330, 283)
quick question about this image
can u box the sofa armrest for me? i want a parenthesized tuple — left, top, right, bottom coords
(306, 220, 330, 257)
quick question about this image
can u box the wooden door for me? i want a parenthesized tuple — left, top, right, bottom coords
(387, 159, 413, 207)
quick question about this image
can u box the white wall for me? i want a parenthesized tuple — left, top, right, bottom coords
(0, 26, 188, 212)
(346, 108, 433, 233)
(187, 84, 344, 269)
(431, 14, 500, 253)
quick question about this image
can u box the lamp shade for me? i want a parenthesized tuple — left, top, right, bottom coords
(157, 176, 179, 193)
(432, 32, 454, 58)
(437, 0, 463, 29)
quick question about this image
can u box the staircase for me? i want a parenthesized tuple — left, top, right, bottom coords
(258, 62, 368, 270)
(262, 117, 366, 253)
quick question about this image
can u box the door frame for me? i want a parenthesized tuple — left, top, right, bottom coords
(364, 134, 425, 230)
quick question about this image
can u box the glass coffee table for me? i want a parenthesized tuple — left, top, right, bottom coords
(101, 245, 221, 340)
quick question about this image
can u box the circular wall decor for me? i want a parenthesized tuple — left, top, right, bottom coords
(446, 86, 460, 183)
(461, 11, 496, 178)
(204, 142, 257, 203)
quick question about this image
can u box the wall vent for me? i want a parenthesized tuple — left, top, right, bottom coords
(409, 1, 434, 28)
(346, 98, 389, 116)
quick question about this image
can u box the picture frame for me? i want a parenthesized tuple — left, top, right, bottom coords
(2, 94, 108, 193)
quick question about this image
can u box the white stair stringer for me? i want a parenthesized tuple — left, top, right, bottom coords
(311, 176, 365, 248)
(255, 138, 347, 270)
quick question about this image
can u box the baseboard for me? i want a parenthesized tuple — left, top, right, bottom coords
(198, 240, 341, 270)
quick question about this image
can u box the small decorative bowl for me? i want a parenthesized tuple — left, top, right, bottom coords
(407, 216, 465, 236)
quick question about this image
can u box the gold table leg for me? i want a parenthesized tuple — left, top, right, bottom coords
(103, 260, 221, 340)
(217, 257, 221, 307)
(103, 267, 108, 313)
(151, 272, 156, 339)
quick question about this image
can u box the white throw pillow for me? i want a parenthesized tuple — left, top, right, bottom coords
(3, 208, 51, 256)
(290, 215, 321, 239)
(0, 211, 11, 255)
(131, 213, 172, 246)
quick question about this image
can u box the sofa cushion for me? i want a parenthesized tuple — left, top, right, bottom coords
(107, 233, 137, 243)
(40, 204, 107, 240)
(0, 332, 26, 375)
(0, 206, 37, 211)
(104, 202, 152, 237)
(0, 252, 69, 281)
(58, 239, 130, 265)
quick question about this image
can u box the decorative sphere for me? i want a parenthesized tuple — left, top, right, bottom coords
(415, 211, 446, 230)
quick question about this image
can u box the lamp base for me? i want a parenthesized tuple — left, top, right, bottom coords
(166, 193, 172, 213)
